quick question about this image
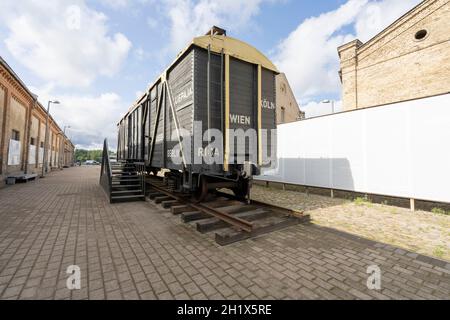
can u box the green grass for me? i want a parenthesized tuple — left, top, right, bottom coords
(353, 196, 372, 206)
(431, 208, 450, 216)
(433, 246, 446, 259)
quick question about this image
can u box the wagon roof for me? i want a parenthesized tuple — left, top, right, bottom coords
(192, 34, 279, 73)
(120, 32, 279, 122)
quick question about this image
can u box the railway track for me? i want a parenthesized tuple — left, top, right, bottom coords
(145, 176, 310, 245)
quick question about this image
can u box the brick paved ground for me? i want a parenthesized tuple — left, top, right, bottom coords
(0, 166, 449, 300)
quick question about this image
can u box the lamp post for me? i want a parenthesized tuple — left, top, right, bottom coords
(321, 99, 335, 114)
(42, 100, 60, 177)
(64, 125, 71, 135)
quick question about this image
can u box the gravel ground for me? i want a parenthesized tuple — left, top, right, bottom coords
(250, 185, 450, 261)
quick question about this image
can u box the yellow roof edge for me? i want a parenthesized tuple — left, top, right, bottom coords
(192, 35, 279, 73)
(122, 34, 279, 118)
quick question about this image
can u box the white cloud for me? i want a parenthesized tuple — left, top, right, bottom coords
(0, 0, 132, 87)
(355, 0, 421, 42)
(273, 0, 421, 115)
(163, 0, 268, 53)
(273, 0, 368, 101)
(98, 0, 154, 9)
(29, 86, 126, 149)
(98, 0, 130, 9)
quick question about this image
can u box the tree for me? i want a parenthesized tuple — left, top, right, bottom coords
(75, 149, 103, 162)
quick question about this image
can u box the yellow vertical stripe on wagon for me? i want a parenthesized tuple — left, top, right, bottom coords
(257, 64, 262, 166)
(224, 54, 230, 172)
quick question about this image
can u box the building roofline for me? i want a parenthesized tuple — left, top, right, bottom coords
(357, 0, 430, 52)
(0, 55, 74, 147)
(278, 73, 301, 111)
(337, 0, 433, 57)
(0, 56, 38, 100)
(337, 39, 363, 57)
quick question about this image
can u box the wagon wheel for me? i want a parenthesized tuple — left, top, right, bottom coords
(194, 177, 209, 203)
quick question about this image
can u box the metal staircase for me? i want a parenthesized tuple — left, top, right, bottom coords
(100, 139, 146, 203)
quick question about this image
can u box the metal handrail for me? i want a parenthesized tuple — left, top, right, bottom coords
(100, 138, 113, 202)
(134, 162, 146, 198)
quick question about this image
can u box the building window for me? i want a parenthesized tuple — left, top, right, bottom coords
(12, 130, 20, 141)
(30, 137, 36, 146)
(40, 141, 44, 148)
(414, 29, 428, 41)
(281, 107, 285, 123)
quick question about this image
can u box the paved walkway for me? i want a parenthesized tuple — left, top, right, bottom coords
(0, 166, 449, 300)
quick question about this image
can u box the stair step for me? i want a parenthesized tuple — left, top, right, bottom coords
(112, 176, 138, 179)
(111, 184, 140, 188)
(111, 195, 145, 201)
(111, 190, 143, 194)
(112, 177, 140, 181)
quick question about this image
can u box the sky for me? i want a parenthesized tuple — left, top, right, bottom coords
(0, 0, 421, 149)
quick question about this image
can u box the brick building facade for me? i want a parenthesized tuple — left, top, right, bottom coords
(276, 73, 304, 124)
(338, 0, 450, 111)
(0, 56, 74, 186)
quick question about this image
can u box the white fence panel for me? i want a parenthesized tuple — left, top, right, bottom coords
(8, 139, 21, 165)
(257, 94, 450, 203)
(28, 145, 36, 165)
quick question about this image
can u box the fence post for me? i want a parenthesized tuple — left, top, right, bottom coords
(410, 198, 416, 212)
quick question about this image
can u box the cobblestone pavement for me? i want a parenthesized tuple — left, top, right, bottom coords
(0, 167, 449, 300)
(251, 185, 450, 261)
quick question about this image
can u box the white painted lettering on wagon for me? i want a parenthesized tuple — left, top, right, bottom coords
(197, 147, 220, 158)
(230, 114, 251, 126)
(262, 99, 275, 110)
(174, 86, 193, 106)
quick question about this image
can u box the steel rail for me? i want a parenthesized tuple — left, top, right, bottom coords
(146, 179, 254, 232)
(215, 190, 304, 217)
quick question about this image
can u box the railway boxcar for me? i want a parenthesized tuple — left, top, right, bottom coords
(117, 27, 279, 201)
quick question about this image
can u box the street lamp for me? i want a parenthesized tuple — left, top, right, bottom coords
(321, 99, 335, 114)
(42, 100, 60, 177)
